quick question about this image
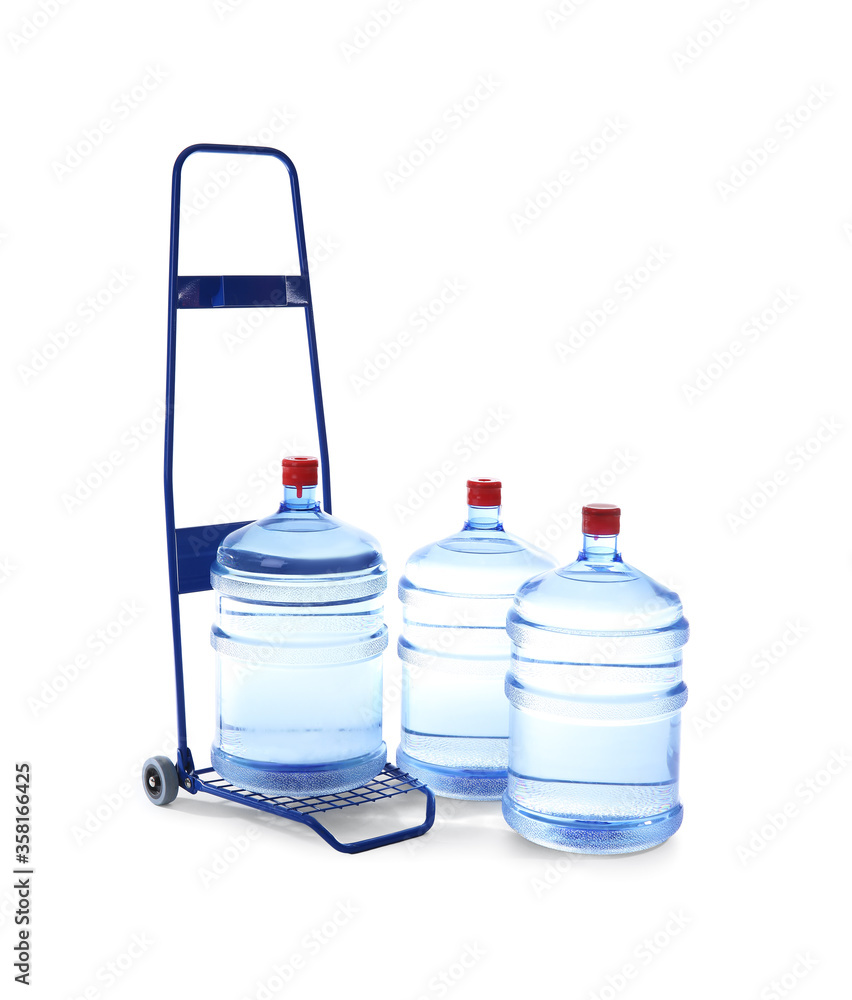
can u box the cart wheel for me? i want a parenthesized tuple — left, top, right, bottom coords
(142, 756, 179, 806)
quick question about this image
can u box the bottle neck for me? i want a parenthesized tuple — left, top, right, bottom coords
(280, 484, 319, 510)
(579, 532, 621, 562)
(465, 504, 502, 530)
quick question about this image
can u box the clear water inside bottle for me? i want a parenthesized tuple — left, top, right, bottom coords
(397, 496, 557, 799)
(503, 521, 688, 853)
(210, 477, 388, 796)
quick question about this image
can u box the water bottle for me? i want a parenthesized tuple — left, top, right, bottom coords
(503, 503, 689, 853)
(210, 456, 388, 796)
(396, 479, 558, 799)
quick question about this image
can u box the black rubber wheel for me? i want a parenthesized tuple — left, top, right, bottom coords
(142, 756, 179, 806)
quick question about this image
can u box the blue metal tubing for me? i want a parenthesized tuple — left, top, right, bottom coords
(189, 768, 437, 855)
(164, 143, 331, 763)
(161, 144, 434, 852)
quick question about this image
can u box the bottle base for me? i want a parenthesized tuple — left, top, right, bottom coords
(501, 795, 683, 854)
(396, 747, 506, 800)
(211, 744, 387, 797)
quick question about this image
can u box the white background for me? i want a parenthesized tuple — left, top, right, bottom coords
(5, 1, 850, 997)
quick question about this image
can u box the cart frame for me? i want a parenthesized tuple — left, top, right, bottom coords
(148, 143, 435, 854)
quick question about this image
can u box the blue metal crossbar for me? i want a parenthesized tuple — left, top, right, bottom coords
(176, 274, 309, 309)
(157, 144, 434, 852)
(174, 522, 251, 595)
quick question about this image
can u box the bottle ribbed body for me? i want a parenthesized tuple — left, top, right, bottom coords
(503, 524, 688, 853)
(210, 483, 387, 796)
(396, 502, 557, 800)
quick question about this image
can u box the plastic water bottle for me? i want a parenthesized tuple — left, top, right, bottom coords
(210, 456, 388, 796)
(503, 503, 689, 853)
(396, 479, 558, 799)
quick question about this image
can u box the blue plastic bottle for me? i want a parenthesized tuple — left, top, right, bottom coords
(503, 503, 689, 853)
(396, 479, 558, 799)
(210, 456, 388, 796)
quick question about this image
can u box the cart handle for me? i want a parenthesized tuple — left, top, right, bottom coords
(165, 143, 331, 522)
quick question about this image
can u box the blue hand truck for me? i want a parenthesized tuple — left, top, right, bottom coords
(142, 143, 435, 854)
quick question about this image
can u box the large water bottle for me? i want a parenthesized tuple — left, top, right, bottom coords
(396, 479, 558, 799)
(210, 456, 388, 796)
(503, 503, 689, 853)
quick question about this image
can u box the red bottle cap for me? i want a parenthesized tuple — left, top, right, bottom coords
(282, 456, 318, 498)
(467, 478, 502, 507)
(582, 503, 621, 536)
